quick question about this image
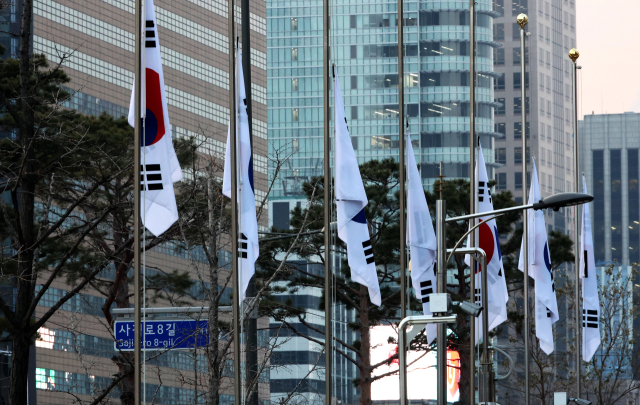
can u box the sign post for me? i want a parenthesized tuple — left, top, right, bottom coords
(115, 320, 208, 351)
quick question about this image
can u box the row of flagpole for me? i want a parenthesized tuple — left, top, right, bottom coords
(128, 0, 600, 403)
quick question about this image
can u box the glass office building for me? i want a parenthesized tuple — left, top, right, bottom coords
(266, 1, 498, 404)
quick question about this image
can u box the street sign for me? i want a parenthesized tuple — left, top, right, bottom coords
(114, 320, 208, 351)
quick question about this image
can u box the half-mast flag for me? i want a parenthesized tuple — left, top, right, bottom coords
(581, 175, 601, 361)
(518, 160, 559, 355)
(466, 141, 509, 344)
(128, 0, 183, 237)
(222, 44, 259, 303)
(406, 123, 438, 343)
(334, 67, 381, 306)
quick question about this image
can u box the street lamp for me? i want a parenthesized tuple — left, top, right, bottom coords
(435, 191, 593, 405)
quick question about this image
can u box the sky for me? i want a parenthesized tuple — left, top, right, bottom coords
(576, 0, 640, 119)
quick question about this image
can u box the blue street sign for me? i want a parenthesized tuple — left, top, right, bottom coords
(114, 320, 208, 351)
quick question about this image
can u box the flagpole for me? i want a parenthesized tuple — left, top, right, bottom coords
(398, 0, 407, 322)
(517, 14, 530, 405)
(228, 0, 241, 404)
(133, 0, 143, 402)
(323, 3, 332, 405)
(569, 47, 581, 398)
(468, 1, 476, 403)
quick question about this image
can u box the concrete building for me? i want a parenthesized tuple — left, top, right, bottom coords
(492, 0, 577, 233)
(1, 0, 269, 403)
(579, 112, 640, 266)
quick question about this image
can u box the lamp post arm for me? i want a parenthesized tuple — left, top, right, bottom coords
(446, 203, 534, 223)
(446, 214, 503, 264)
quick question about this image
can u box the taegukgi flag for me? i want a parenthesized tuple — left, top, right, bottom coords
(128, 0, 183, 237)
(222, 43, 259, 303)
(334, 67, 381, 306)
(466, 141, 509, 345)
(518, 160, 558, 355)
(406, 122, 438, 343)
(580, 175, 601, 361)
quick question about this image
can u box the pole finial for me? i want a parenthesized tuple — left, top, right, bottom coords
(517, 13, 528, 29)
(569, 48, 580, 62)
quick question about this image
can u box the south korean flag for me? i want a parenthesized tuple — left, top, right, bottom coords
(334, 66, 381, 306)
(580, 175, 601, 361)
(128, 0, 183, 237)
(518, 160, 559, 355)
(406, 123, 438, 343)
(223, 44, 259, 303)
(466, 141, 509, 345)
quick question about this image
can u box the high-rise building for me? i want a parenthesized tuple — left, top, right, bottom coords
(492, 0, 578, 233)
(579, 112, 640, 266)
(8, 0, 270, 403)
(266, 0, 499, 404)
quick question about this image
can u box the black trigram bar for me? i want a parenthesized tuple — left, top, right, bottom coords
(238, 233, 248, 259)
(583, 250, 589, 278)
(474, 288, 481, 304)
(362, 240, 374, 264)
(145, 20, 156, 48)
(478, 181, 492, 203)
(420, 280, 433, 303)
(140, 164, 163, 191)
(547, 308, 552, 318)
(582, 309, 598, 328)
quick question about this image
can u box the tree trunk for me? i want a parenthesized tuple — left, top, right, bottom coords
(457, 335, 471, 405)
(207, 177, 221, 405)
(9, 334, 30, 405)
(358, 285, 372, 405)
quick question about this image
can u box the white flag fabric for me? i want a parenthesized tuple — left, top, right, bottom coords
(334, 69, 381, 306)
(581, 176, 601, 361)
(128, 0, 183, 237)
(406, 125, 438, 343)
(466, 142, 509, 345)
(222, 45, 259, 303)
(518, 160, 558, 355)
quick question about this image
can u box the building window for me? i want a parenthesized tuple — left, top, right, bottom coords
(493, 0, 504, 14)
(514, 122, 530, 139)
(495, 148, 507, 164)
(495, 98, 505, 115)
(540, 122, 545, 140)
(514, 147, 530, 164)
(495, 122, 506, 136)
(629, 149, 639, 263)
(538, 24, 544, 41)
(512, 23, 521, 40)
(350, 45, 357, 59)
(291, 18, 298, 30)
(513, 47, 529, 65)
(496, 173, 507, 190)
(515, 172, 523, 189)
(513, 72, 529, 89)
(546, 26, 550, 43)
(350, 15, 357, 29)
(495, 75, 505, 90)
(351, 76, 358, 90)
(494, 23, 504, 41)
(291, 48, 298, 61)
(611, 149, 622, 260)
(546, 51, 550, 68)
(292, 108, 299, 121)
(593, 150, 605, 261)
(540, 147, 546, 164)
(351, 106, 358, 120)
(292, 78, 299, 92)
(494, 48, 505, 65)
(512, 0, 528, 15)
(514, 97, 530, 114)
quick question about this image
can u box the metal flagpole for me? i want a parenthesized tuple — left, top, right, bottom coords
(228, 0, 242, 404)
(323, 1, 332, 404)
(517, 13, 530, 405)
(468, 1, 476, 403)
(436, 200, 447, 405)
(569, 47, 581, 398)
(133, 0, 143, 402)
(398, 0, 407, 322)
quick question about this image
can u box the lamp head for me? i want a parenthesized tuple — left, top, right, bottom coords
(533, 192, 594, 211)
(517, 13, 528, 28)
(570, 398, 592, 405)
